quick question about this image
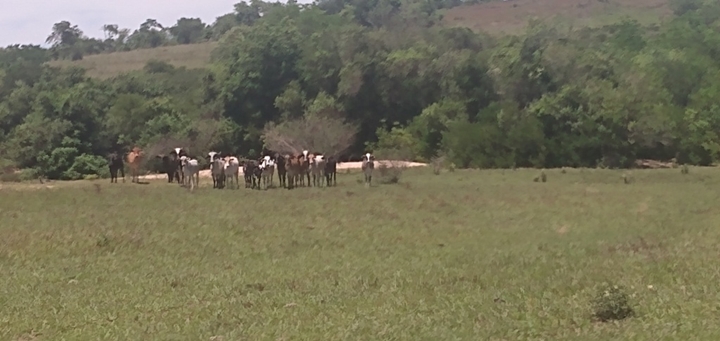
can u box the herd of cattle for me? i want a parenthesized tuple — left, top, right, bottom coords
(107, 147, 377, 190)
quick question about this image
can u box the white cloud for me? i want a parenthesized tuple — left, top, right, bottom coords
(0, 0, 242, 47)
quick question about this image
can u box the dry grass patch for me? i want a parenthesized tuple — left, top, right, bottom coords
(47, 42, 217, 79)
(443, 0, 672, 34)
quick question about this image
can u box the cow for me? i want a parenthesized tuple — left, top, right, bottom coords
(224, 156, 240, 190)
(309, 153, 326, 187)
(173, 148, 187, 184)
(126, 147, 143, 183)
(108, 152, 125, 183)
(275, 153, 287, 188)
(260, 156, 275, 189)
(285, 154, 303, 189)
(180, 155, 200, 191)
(300, 150, 311, 187)
(208, 151, 226, 189)
(324, 156, 337, 187)
(156, 149, 181, 183)
(361, 152, 374, 187)
(252, 160, 264, 190)
(242, 160, 260, 189)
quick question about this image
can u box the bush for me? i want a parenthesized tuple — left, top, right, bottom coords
(69, 154, 110, 179)
(0, 172, 22, 183)
(373, 148, 413, 184)
(431, 155, 446, 175)
(376, 162, 405, 184)
(591, 283, 634, 322)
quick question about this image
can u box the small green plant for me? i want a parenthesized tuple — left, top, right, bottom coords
(534, 170, 547, 183)
(681, 165, 689, 174)
(622, 172, 633, 184)
(591, 283, 634, 322)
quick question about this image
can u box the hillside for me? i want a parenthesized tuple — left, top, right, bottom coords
(47, 42, 217, 79)
(443, 0, 672, 34)
(46, 0, 672, 79)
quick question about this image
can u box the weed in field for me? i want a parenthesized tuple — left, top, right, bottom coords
(592, 283, 635, 322)
(681, 164, 689, 174)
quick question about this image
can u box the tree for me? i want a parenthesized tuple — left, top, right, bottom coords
(169, 18, 208, 44)
(102, 24, 119, 40)
(46, 21, 83, 47)
(262, 110, 359, 156)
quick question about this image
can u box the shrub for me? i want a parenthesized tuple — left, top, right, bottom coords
(0, 172, 21, 183)
(374, 148, 413, 184)
(591, 283, 634, 322)
(69, 154, 110, 179)
(376, 162, 406, 184)
(431, 155, 446, 175)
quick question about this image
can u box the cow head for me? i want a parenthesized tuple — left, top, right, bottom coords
(208, 151, 219, 162)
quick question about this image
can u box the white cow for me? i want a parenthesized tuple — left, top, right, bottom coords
(260, 156, 275, 189)
(224, 156, 240, 189)
(361, 152, 374, 187)
(300, 150, 310, 186)
(310, 154, 326, 187)
(180, 156, 200, 191)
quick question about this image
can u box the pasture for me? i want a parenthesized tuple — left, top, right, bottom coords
(443, 0, 672, 35)
(46, 43, 217, 79)
(2, 166, 720, 340)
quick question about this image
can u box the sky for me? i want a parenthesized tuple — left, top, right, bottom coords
(0, 0, 253, 47)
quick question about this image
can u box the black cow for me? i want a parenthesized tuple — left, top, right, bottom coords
(155, 149, 184, 184)
(243, 160, 259, 189)
(108, 152, 125, 183)
(275, 153, 287, 188)
(324, 156, 337, 186)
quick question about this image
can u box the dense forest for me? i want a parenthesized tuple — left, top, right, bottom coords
(0, 0, 719, 180)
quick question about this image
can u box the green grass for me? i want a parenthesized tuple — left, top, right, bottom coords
(2, 167, 720, 340)
(46, 42, 216, 79)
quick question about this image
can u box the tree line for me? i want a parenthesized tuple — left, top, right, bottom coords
(0, 0, 719, 180)
(42, 0, 469, 61)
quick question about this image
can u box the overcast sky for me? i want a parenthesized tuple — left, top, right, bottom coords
(0, 0, 303, 47)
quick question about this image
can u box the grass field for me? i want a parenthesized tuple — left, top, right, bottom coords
(2, 166, 720, 340)
(46, 42, 217, 79)
(443, 0, 672, 35)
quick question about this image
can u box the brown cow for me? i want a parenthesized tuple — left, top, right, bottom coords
(126, 147, 144, 183)
(285, 154, 303, 189)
